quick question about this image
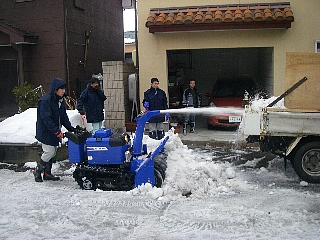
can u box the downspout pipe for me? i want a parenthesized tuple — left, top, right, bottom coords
(134, 0, 139, 70)
(63, 0, 71, 96)
(134, 0, 140, 113)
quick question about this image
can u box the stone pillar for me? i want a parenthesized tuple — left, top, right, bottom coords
(102, 61, 135, 131)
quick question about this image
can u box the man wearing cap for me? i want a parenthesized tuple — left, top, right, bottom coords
(143, 78, 169, 140)
(34, 78, 76, 182)
(77, 77, 107, 134)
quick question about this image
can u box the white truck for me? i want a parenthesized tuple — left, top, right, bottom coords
(243, 76, 320, 183)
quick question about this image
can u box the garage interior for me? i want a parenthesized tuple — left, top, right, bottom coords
(167, 47, 274, 130)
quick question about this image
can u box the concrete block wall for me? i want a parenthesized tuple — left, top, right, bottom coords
(102, 61, 136, 130)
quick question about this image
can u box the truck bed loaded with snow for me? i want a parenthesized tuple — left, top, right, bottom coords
(243, 52, 320, 183)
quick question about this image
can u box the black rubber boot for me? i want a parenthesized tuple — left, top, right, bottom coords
(33, 159, 46, 182)
(190, 122, 197, 134)
(157, 130, 165, 140)
(43, 159, 60, 181)
(149, 131, 157, 139)
(183, 123, 188, 136)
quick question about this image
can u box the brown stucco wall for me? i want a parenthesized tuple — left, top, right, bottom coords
(0, 0, 66, 90)
(65, 0, 124, 96)
(0, 0, 124, 96)
(137, 0, 320, 107)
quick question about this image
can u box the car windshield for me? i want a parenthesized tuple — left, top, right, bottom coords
(212, 79, 255, 98)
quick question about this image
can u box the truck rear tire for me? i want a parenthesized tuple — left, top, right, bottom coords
(293, 141, 320, 183)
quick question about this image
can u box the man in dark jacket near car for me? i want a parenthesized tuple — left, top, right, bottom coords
(143, 78, 169, 140)
(182, 79, 201, 135)
(34, 78, 76, 182)
(77, 77, 107, 134)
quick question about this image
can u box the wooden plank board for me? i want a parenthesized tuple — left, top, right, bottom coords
(285, 52, 320, 110)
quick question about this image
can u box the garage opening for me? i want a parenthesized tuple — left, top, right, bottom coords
(167, 47, 273, 129)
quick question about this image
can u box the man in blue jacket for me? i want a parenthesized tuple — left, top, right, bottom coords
(34, 78, 76, 182)
(77, 77, 107, 134)
(143, 78, 169, 140)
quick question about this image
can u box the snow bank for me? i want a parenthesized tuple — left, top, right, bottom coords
(0, 108, 93, 144)
(127, 130, 237, 201)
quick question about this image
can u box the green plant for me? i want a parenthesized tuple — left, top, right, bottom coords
(13, 82, 44, 112)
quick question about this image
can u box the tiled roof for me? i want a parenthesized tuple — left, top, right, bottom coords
(146, 2, 294, 33)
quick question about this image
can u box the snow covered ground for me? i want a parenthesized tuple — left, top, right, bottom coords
(0, 103, 320, 239)
(0, 133, 320, 239)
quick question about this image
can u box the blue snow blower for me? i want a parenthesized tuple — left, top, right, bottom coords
(65, 110, 169, 191)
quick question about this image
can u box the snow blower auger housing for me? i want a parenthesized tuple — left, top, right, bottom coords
(65, 110, 169, 191)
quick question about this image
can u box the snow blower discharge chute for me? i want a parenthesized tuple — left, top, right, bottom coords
(65, 110, 169, 191)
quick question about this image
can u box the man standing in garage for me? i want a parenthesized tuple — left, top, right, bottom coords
(182, 79, 201, 135)
(143, 77, 169, 139)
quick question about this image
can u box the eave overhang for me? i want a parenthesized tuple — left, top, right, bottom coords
(146, 2, 294, 34)
(0, 19, 38, 45)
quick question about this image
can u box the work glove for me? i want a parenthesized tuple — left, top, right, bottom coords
(143, 102, 149, 109)
(68, 127, 76, 133)
(75, 125, 86, 133)
(165, 113, 170, 121)
(78, 110, 86, 115)
(56, 132, 64, 138)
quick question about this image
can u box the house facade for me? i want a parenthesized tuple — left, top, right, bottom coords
(0, 0, 124, 117)
(137, 0, 320, 109)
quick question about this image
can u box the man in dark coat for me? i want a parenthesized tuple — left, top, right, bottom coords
(143, 78, 169, 139)
(76, 77, 107, 134)
(182, 79, 201, 135)
(34, 78, 76, 182)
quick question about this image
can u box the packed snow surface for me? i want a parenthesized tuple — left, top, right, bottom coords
(1, 133, 319, 239)
(0, 99, 320, 239)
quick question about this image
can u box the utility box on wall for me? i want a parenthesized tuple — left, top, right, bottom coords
(128, 73, 137, 101)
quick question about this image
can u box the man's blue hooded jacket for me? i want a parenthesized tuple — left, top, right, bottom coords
(36, 78, 73, 146)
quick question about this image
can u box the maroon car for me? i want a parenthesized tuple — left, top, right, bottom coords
(206, 77, 256, 129)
